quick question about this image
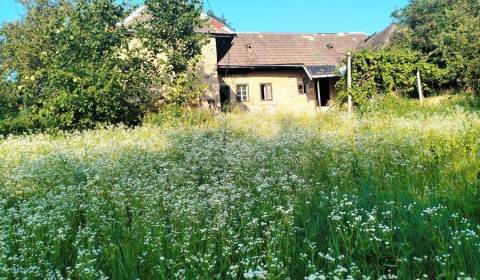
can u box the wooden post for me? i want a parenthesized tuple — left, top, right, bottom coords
(317, 79, 321, 109)
(347, 52, 353, 112)
(416, 70, 424, 102)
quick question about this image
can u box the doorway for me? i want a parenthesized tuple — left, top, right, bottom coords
(220, 85, 231, 111)
(315, 79, 331, 107)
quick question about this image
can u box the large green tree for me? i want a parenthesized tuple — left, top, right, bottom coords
(136, 0, 207, 106)
(0, 0, 206, 133)
(394, 0, 480, 95)
(0, 0, 152, 130)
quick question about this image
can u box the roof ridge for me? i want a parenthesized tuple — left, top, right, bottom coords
(234, 32, 368, 36)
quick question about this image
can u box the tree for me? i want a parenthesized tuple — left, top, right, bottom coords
(134, 0, 207, 107)
(138, 0, 205, 76)
(0, 0, 153, 131)
(393, 0, 480, 96)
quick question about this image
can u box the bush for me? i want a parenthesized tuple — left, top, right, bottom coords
(336, 49, 445, 109)
(0, 83, 18, 119)
(143, 105, 213, 127)
(0, 111, 40, 136)
(354, 92, 480, 117)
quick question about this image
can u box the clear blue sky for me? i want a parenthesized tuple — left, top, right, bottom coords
(0, 0, 408, 35)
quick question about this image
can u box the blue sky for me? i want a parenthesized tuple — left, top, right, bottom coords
(0, 0, 408, 35)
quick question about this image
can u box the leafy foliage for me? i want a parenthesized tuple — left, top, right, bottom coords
(336, 48, 444, 109)
(138, 0, 206, 76)
(0, 0, 152, 131)
(0, 82, 18, 119)
(134, 0, 207, 109)
(144, 104, 212, 127)
(393, 0, 480, 95)
(0, 0, 207, 133)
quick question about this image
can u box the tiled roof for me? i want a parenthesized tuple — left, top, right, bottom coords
(306, 65, 339, 77)
(218, 32, 367, 77)
(122, 5, 235, 35)
(359, 24, 397, 51)
(197, 15, 235, 35)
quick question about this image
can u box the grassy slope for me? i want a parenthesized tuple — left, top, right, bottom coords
(0, 96, 479, 279)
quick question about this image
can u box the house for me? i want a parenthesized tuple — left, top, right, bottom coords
(216, 32, 366, 113)
(124, 7, 379, 114)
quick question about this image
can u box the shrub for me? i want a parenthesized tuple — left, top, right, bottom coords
(0, 83, 18, 119)
(336, 49, 445, 109)
(0, 111, 40, 136)
(144, 105, 213, 127)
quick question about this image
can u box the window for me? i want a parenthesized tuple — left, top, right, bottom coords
(298, 83, 308, 94)
(260, 83, 273, 101)
(236, 84, 249, 102)
(298, 84, 304, 94)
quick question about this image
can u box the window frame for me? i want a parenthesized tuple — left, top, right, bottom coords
(298, 84, 304, 94)
(299, 83, 308, 94)
(260, 83, 273, 101)
(236, 84, 249, 102)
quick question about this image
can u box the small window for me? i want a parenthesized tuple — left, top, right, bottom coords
(260, 83, 273, 101)
(299, 83, 308, 94)
(236, 84, 249, 102)
(298, 84, 304, 94)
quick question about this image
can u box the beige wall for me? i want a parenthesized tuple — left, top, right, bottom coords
(222, 71, 335, 114)
(198, 37, 220, 108)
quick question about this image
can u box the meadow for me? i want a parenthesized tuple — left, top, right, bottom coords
(0, 97, 479, 279)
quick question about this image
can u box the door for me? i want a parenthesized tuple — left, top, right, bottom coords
(315, 79, 331, 107)
(220, 85, 231, 111)
(320, 79, 330, 106)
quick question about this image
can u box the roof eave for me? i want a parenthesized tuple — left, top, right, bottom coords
(218, 64, 315, 80)
(310, 74, 339, 78)
(200, 32, 237, 37)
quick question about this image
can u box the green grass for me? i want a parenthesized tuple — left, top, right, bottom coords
(0, 97, 479, 279)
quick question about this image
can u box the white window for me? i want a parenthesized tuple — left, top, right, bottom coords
(260, 83, 273, 101)
(236, 84, 249, 102)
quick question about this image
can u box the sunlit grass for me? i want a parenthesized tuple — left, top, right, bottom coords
(0, 98, 479, 279)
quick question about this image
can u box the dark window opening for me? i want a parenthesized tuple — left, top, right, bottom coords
(260, 83, 273, 101)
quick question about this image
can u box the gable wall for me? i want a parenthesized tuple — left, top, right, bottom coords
(198, 37, 221, 105)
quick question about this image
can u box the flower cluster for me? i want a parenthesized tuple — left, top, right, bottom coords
(0, 111, 479, 279)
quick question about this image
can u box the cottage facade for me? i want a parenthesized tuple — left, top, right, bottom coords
(125, 7, 374, 114)
(214, 33, 367, 113)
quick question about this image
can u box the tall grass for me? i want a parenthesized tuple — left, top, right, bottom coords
(0, 99, 479, 279)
